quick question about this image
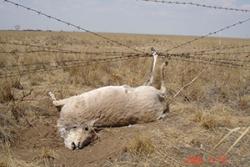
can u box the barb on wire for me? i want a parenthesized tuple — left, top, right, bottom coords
(3, 0, 143, 53)
(165, 17, 250, 52)
(139, 0, 250, 13)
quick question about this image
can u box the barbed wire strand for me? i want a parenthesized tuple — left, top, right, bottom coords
(0, 49, 139, 56)
(0, 54, 151, 78)
(139, 0, 250, 13)
(190, 44, 250, 54)
(0, 41, 82, 54)
(0, 53, 149, 69)
(160, 53, 250, 69)
(3, 0, 143, 53)
(0, 41, 143, 55)
(169, 57, 250, 70)
(165, 17, 250, 52)
(186, 51, 250, 62)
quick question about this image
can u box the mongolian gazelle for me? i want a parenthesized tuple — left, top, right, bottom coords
(49, 48, 169, 150)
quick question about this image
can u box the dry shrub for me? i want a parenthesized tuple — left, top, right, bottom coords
(107, 136, 156, 167)
(193, 106, 232, 130)
(0, 78, 22, 103)
(193, 111, 218, 129)
(35, 147, 57, 167)
(239, 95, 250, 111)
(0, 102, 29, 144)
(39, 147, 57, 160)
(124, 135, 155, 156)
(0, 81, 14, 103)
(0, 111, 17, 144)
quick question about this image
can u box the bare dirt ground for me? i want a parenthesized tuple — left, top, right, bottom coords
(0, 31, 249, 167)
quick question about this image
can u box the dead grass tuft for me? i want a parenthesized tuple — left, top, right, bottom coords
(0, 81, 14, 103)
(193, 107, 232, 130)
(0, 78, 22, 103)
(39, 147, 57, 160)
(239, 95, 250, 111)
(124, 135, 155, 156)
(0, 111, 18, 144)
(36, 147, 57, 167)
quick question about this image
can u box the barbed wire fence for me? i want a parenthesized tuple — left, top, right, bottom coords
(0, 0, 250, 79)
(1, 44, 249, 78)
(0, 53, 151, 78)
(1, 50, 249, 79)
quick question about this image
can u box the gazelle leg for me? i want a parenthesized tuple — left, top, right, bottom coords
(49, 91, 57, 101)
(160, 61, 168, 94)
(48, 91, 78, 107)
(144, 47, 158, 86)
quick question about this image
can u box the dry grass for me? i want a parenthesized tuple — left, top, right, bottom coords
(124, 135, 155, 156)
(0, 31, 249, 166)
(0, 81, 14, 103)
(0, 144, 40, 167)
(0, 111, 17, 144)
(0, 78, 23, 103)
(239, 95, 250, 110)
(39, 147, 57, 160)
(35, 147, 57, 167)
(193, 105, 232, 130)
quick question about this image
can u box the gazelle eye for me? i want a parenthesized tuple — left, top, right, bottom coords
(85, 127, 89, 131)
